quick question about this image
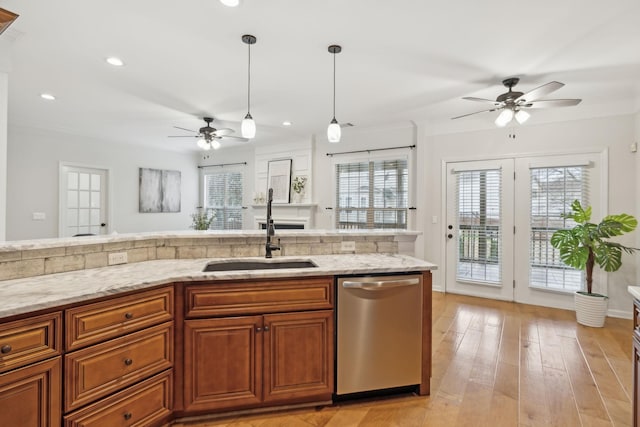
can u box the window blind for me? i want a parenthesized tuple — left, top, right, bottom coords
(529, 166, 588, 291)
(455, 169, 502, 284)
(204, 171, 243, 230)
(335, 159, 408, 229)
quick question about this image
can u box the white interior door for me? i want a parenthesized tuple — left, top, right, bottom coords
(445, 159, 515, 301)
(59, 165, 108, 237)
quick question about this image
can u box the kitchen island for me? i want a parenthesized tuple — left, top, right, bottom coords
(0, 231, 435, 426)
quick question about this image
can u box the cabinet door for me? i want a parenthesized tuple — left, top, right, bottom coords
(634, 336, 640, 427)
(183, 316, 263, 412)
(0, 357, 61, 427)
(263, 310, 334, 403)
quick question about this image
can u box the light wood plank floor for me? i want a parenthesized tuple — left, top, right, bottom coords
(175, 292, 634, 427)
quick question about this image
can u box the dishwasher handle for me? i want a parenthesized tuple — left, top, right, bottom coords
(341, 277, 419, 291)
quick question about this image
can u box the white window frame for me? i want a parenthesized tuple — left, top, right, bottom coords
(201, 166, 245, 230)
(331, 149, 414, 230)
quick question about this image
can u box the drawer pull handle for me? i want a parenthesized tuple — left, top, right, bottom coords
(123, 412, 132, 420)
(1, 345, 11, 354)
(264, 326, 270, 332)
(124, 358, 133, 366)
(124, 312, 133, 320)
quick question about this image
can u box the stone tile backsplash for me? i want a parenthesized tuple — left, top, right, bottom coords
(0, 233, 407, 281)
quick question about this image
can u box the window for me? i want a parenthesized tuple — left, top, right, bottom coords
(204, 171, 243, 230)
(455, 168, 502, 284)
(529, 165, 588, 291)
(335, 159, 408, 229)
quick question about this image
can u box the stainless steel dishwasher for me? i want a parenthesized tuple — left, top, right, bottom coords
(336, 273, 423, 396)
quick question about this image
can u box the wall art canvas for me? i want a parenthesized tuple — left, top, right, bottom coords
(267, 159, 292, 204)
(139, 168, 181, 213)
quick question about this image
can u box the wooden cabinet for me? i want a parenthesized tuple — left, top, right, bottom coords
(182, 277, 334, 413)
(0, 312, 62, 427)
(0, 357, 61, 427)
(65, 287, 173, 352)
(63, 370, 172, 427)
(64, 285, 174, 426)
(634, 336, 640, 427)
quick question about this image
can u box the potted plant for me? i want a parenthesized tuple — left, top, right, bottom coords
(550, 200, 637, 327)
(190, 208, 215, 230)
(292, 176, 307, 203)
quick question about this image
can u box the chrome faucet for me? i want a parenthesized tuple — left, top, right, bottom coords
(265, 188, 280, 258)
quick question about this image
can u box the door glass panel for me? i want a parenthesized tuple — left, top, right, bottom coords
(79, 173, 90, 190)
(91, 174, 101, 191)
(90, 191, 100, 208)
(78, 209, 89, 226)
(67, 209, 78, 226)
(67, 190, 78, 208)
(79, 191, 90, 208)
(455, 169, 502, 284)
(68, 172, 78, 190)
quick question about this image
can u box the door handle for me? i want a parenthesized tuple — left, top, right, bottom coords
(342, 278, 419, 290)
(447, 233, 453, 239)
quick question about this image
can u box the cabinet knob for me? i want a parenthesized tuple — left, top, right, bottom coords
(264, 326, 270, 332)
(256, 327, 262, 332)
(0, 344, 11, 354)
(124, 312, 133, 320)
(124, 358, 133, 366)
(123, 412, 132, 420)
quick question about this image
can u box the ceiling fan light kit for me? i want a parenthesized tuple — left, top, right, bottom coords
(241, 34, 257, 139)
(327, 44, 342, 143)
(169, 116, 249, 150)
(454, 77, 582, 128)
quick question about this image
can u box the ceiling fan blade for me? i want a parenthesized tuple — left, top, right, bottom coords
(220, 135, 250, 142)
(515, 81, 564, 103)
(168, 135, 198, 138)
(462, 96, 502, 106)
(451, 107, 499, 120)
(214, 128, 234, 136)
(173, 126, 197, 133)
(521, 99, 582, 109)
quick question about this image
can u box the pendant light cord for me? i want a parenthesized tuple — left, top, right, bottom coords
(247, 41, 251, 113)
(332, 51, 336, 120)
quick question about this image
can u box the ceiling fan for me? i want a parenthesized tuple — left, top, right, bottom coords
(452, 77, 582, 127)
(168, 117, 249, 150)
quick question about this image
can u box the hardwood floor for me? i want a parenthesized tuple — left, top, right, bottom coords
(174, 292, 634, 427)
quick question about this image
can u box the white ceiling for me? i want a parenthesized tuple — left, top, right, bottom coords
(2, 0, 640, 152)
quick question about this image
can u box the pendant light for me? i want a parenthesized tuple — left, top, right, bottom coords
(327, 44, 342, 143)
(241, 34, 257, 139)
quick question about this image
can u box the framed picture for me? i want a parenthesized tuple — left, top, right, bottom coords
(267, 159, 292, 204)
(139, 168, 181, 213)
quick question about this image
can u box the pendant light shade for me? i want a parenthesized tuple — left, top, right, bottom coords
(328, 118, 341, 143)
(241, 34, 257, 139)
(327, 44, 342, 143)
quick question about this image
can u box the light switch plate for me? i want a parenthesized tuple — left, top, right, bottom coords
(32, 212, 46, 221)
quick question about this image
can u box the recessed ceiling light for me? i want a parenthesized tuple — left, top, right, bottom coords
(282, 121, 292, 126)
(40, 93, 56, 101)
(106, 57, 124, 67)
(220, 0, 239, 7)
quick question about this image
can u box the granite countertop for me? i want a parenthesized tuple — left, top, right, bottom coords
(0, 254, 437, 319)
(628, 286, 640, 301)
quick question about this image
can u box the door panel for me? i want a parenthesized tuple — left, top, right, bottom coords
(60, 165, 108, 237)
(445, 159, 514, 301)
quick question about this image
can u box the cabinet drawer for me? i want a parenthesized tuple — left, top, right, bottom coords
(66, 286, 174, 351)
(65, 322, 173, 412)
(0, 312, 61, 373)
(64, 370, 172, 427)
(634, 300, 640, 341)
(185, 277, 333, 317)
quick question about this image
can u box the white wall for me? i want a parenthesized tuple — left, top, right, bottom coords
(7, 126, 200, 240)
(422, 114, 638, 316)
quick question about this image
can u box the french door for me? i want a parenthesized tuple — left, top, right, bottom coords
(445, 159, 515, 301)
(59, 165, 109, 237)
(445, 153, 603, 309)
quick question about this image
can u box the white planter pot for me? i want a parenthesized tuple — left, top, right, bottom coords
(574, 292, 608, 327)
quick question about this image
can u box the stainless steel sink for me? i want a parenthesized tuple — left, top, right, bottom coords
(203, 259, 318, 272)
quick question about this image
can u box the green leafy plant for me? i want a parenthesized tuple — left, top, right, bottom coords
(550, 200, 638, 295)
(190, 209, 215, 230)
(292, 176, 307, 194)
